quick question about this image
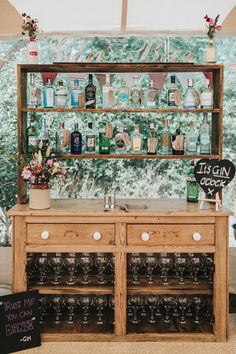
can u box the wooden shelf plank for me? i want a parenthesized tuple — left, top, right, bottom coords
(127, 288, 212, 295)
(29, 285, 114, 295)
(61, 154, 219, 160)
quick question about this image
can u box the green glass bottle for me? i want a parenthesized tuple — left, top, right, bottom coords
(99, 120, 110, 154)
(187, 161, 199, 203)
(27, 114, 39, 153)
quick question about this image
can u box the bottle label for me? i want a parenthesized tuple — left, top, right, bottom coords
(161, 134, 170, 148)
(200, 134, 210, 145)
(55, 94, 67, 107)
(132, 137, 141, 152)
(28, 136, 38, 146)
(147, 138, 157, 154)
(115, 138, 125, 149)
(118, 91, 129, 103)
(200, 92, 213, 107)
(86, 137, 95, 148)
(85, 86, 96, 107)
(168, 91, 176, 104)
(71, 90, 79, 106)
(46, 88, 54, 107)
(131, 89, 141, 105)
(172, 135, 184, 151)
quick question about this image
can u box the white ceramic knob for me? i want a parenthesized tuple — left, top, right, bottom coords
(93, 231, 102, 241)
(141, 232, 150, 241)
(192, 232, 202, 241)
(41, 231, 49, 240)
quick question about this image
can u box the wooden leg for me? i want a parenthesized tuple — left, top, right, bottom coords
(13, 216, 27, 293)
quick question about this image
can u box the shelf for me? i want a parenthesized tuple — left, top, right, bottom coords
(61, 154, 219, 160)
(29, 285, 114, 295)
(21, 107, 220, 113)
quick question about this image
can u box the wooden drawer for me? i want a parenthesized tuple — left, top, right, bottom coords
(127, 224, 215, 245)
(27, 224, 115, 245)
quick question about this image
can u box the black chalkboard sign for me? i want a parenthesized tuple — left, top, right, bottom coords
(194, 158, 235, 198)
(0, 290, 41, 353)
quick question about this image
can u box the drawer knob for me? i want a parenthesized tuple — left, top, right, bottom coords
(192, 232, 202, 241)
(41, 231, 49, 240)
(93, 231, 102, 241)
(141, 232, 150, 241)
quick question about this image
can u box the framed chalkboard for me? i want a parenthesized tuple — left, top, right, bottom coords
(0, 290, 41, 353)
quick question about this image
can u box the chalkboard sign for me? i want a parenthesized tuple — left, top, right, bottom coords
(0, 290, 41, 353)
(194, 158, 235, 198)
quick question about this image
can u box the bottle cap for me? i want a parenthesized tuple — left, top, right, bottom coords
(74, 123, 79, 130)
(189, 120, 195, 128)
(119, 125, 124, 132)
(150, 80, 154, 86)
(46, 78, 51, 84)
(150, 122, 155, 129)
(88, 122, 93, 129)
(58, 80, 63, 86)
(60, 122, 65, 129)
(105, 74, 110, 83)
(163, 119, 168, 126)
(89, 74, 93, 81)
(171, 76, 176, 83)
(74, 79, 79, 86)
(176, 128, 181, 134)
(188, 78, 194, 87)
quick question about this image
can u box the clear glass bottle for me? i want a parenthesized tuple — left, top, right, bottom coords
(43, 78, 54, 108)
(114, 125, 127, 154)
(55, 122, 66, 154)
(200, 113, 211, 154)
(144, 80, 158, 109)
(38, 118, 49, 144)
(200, 79, 213, 108)
(130, 76, 143, 108)
(131, 125, 143, 154)
(187, 161, 199, 203)
(167, 75, 179, 107)
(27, 114, 39, 152)
(55, 80, 68, 108)
(172, 128, 184, 155)
(146, 122, 157, 155)
(99, 119, 110, 154)
(183, 79, 199, 109)
(85, 122, 96, 154)
(28, 73, 38, 107)
(116, 80, 130, 108)
(102, 74, 114, 109)
(71, 123, 82, 154)
(159, 119, 172, 155)
(85, 74, 96, 109)
(185, 121, 199, 155)
(71, 79, 80, 108)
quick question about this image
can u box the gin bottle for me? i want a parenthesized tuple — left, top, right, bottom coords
(167, 75, 179, 107)
(144, 80, 158, 109)
(131, 125, 143, 154)
(28, 73, 38, 107)
(172, 128, 184, 155)
(38, 118, 49, 145)
(130, 76, 143, 108)
(71, 123, 82, 154)
(116, 80, 129, 108)
(85, 122, 96, 154)
(114, 125, 127, 154)
(43, 78, 54, 108)
(183, 79, 199, 109)
(99, 119, 111, 154)
(85, 74, 96, 109)
(159, 119, 172, 155)
(200, 79, 213, 108)
(55, 80, 68, 108)
(185, 121, 199, 155)
(187, 161, 199, 203)
(146, 122, 157, 155)
(102, 74, 114, 108)
(200, 114, 211, 154)
(71, 79, 80, 108)
(55, 122, 66, 154)
(27, 114, 39, 152)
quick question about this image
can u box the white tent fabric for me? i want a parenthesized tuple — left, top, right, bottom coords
(7, 0, 236, 35)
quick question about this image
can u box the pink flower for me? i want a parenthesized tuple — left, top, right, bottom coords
(216, 25, 222, 31)
(60, 169, 66, 177)
(22, 13, 26, 17)
(22, 167, 32, 180)
(209, 19, 215, 26)
(30, 176, 36, 183)
(47, 159, 54, 166)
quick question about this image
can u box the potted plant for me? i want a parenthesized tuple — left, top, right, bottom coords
(21, 12, 40, 64)
(21, 141, 65, 209)
(204, 14, 222, 63)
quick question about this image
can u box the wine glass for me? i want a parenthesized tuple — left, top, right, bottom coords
(192, 296, 201, 324)
(206, 255, 214, 284)
(94, 295, 108, 325)
(145, 295, 158, 323)
(128, 253, 143, 285)
(163, 296, 173, 323)
(127, 296, 142, 324)
(178, 296, 188, 324)
(65, 295, 78, 324)
(159, 253, 173, 285)
(109, 253, 115, 284)
(95, 253, 109, 285)
(39, 296, 50, 325)
(49, 253, 64, 285)
(78, 253, 93, 284)
(174, 253, 188, 284)
(143, 253, 158, 284)
(78, 295, 93, 324)
(35, 253, 49, 285)
(172, 296, 179, 318)
(64, 253, 79, 285)
(155, 296, 162, 318)
(109, 296, 115, 325)
(27, 253, 35, 284)
(52, 295, 64, 324)
(139, 296, 147, 317)
(189, 254, 202, 284)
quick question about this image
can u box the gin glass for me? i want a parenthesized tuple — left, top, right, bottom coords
(49, 253, 64, 285)
(78, 295, 93, 324)
(94, 295, 108, 325)
(35, 253, 49, 285)
(78, 253, 93, 284)
(64, 253, 79, 285)
(128, 253, 143, 285)
(95, 253, 109, 285)
(174, 253, 188, 284)
(65, 295, 78, 324)
(159, 253, 173, 285)
(143, 253, 158, 284)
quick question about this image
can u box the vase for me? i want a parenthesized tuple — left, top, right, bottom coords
(26, 37, 39, 64)
(29, 188, 51, 209)
(205, 38, 216, 64)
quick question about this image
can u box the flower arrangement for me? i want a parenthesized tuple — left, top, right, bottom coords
(21, 13, 40, 38)
(22, 141, 65, 189)
(204, 14, 222, 39)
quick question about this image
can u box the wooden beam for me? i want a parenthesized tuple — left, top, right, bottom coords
(121, 0, 128, 31)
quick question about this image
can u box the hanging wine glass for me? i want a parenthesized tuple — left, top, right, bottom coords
(139, 295, 147, 317)
(143, 253, 158, 284)
(35, 253, 49, 285)
(78, 295, 93, 324)
(64, 253, 79, 285)
(174, 253, 188, 284)
(78, 253, 93, 284)
(192, 296, 201, 324)
(128, 253, 143, 285)
(206, 255, 214, 284)
(163, 296, 173, 323)
(145, 295, 158, 323)
(127, 296, 142, 324)
(52, 295, 64, 324)
(27, 253, 35, 284)
(189, 254, 202, 284)
(94, 295, 108, 325)
(178, 296, 188, 325)
(65, 295, 78, 324)
(155, 296, 162, 318)
(159, 253, 173, 285)
(39, 295, 50, 325)
(109, 253, 115, 284)
(172, 296, 179, 318)
(95, 253, 109, 285)
(49, 253, 64, 285)
(109, 296, 115, 325)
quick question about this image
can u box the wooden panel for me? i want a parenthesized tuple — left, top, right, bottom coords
(115, 250, 127, 336)
(27, 223, 114, 245)
(13, 217, 27, 293)
(29, 286, 113, 295)
(61, 154, 219, 160)
(127, 224, 215, 246)
(214, 217, 228, 342)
